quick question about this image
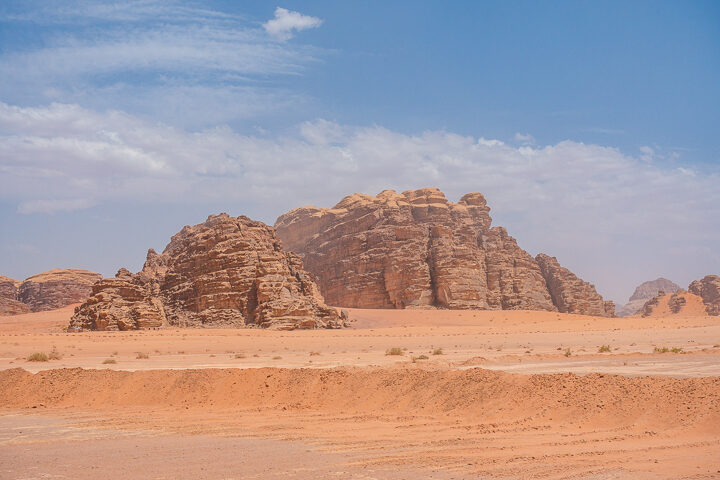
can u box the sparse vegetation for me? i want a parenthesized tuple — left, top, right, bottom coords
(653, 347, 669, 353)
(102, 358, 117, 364)
(136, 352, 150, 359)
(670, 347, 684, 353)
(309, 351, 321, 356)
(416, 354, 429, 360)
(272, 355, 282, 360)
(598, 345, 611, 353)
(386, 347, 404, 356)
(234, 353, 246, 359)
(564, 348, 572, 357)
(48, 346, 62, 360)
(27, 352, 49, 362)
(432, 348, 444, 355)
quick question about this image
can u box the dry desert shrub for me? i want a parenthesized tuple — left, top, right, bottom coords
(432, 348, 444, 355)
(272, 355, 282, 360)
(27, 352, 48, 362)
(564, 348, 572, 357)
(598, 345, 611, 353)
(234, 353, 246, 359)
(386, 347, 404, 356)
(102, 358, 117, 364)
(136, 352, 150, 359)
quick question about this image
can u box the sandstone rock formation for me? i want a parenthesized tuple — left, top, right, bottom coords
(0, 297, 31, 315)
(18, 269, 102, 312)
(275, 188, 613, 316)
(617, 278, 680, 317)
(536, 254, 615, 316)
(640, 290, 707, 317)
(70, 214, 346, 331)
(0, 275, 20, 302)
(688, 275, 720, 316)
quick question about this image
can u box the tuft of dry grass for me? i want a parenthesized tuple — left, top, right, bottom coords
(432, 348, 444, 355)
(135, 352, 150, 359)
(309, 351, 321, 356)
(386, 347, 404, 356)
(272, 355, 282, 360)
(598, 345, 611, 353)
(234, 353, 246, 359)
(564, 348, 572, 357)
(27, 352, 48, 362)
(102, 358, 117, 364)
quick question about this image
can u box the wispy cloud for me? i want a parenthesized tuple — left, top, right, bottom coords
(0, 2, 326, 128)
(263, 7, 323, 41)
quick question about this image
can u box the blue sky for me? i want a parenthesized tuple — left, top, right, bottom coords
(0, 0, 718, 304)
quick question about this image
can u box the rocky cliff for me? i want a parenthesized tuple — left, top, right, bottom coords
(688, 275, 720, 316)
(536, 254, 615, 316)
(617, 278, 680, 317)
(275, 188, 613, 316)
(18, 269, 102, 312)
(70, 214, 346, 331)
(0, 275, 20, 302)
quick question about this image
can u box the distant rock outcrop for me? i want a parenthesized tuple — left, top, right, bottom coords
(0, 297, 31, 316)
(18, 269, 102, 312)
(0, 275, 20, 302)
(536, 254, 615, 317)
(640, 289, 707, 317)
(0, 271, 100, 315)
(275, 188, 613, 316)
(70, 214, 346, 331)
(617, 278, 680, 317)
(688, 275, 720, 316)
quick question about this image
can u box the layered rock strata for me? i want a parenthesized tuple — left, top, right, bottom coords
(689, 275, 720, 316)
(275, 188, 613, 316)
(18, 269, 102, 312)
(70, 214, 345, 331)
(617, 278, 680, 317)
(536, 254, 615, 316)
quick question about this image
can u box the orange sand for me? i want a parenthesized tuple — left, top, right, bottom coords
(1, 306, 719, 479)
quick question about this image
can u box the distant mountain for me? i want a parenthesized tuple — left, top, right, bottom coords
(617, 278, 680, 317)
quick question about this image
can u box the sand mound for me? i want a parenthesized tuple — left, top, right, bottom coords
(640, 290, 707, 317)
(2, 367, 718, 432)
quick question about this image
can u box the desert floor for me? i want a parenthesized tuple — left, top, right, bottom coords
(1, 306, 719, 479)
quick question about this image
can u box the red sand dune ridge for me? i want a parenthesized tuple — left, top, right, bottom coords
(2, 367, 718, 431)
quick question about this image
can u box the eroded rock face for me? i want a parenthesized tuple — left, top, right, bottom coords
(0, 275, 20, 302)
(617, 278, 680, 317)
(17, 269, 102, 312)
(0, 297, 31, 315)
(70, 214, 345, 331)
(275, 188, 612, 315)
(688, 275, 720, 316)
(536, 254, 615, 317)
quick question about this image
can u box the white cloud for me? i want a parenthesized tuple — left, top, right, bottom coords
(1, 102, 718, 301)
(514, 132, 536, 145)
(263, 7, 323, 41)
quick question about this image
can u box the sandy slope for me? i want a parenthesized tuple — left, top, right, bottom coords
(1, 306, 720, 479)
